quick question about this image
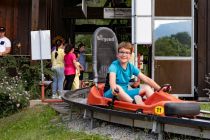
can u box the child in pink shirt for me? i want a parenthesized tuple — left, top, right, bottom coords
(64, 44, 78, 90)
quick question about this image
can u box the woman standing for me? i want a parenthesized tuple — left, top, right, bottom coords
(51, 39, 65, 99)
(64, 44, 79, 90)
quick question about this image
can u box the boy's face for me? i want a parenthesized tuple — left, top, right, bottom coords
(79, 46, 85, 52)
(117, 48, 131, 63)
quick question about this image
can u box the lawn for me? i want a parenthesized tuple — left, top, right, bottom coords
(0, 103, 209, 140)
(0, 105, 109, 140)
(200, 102, 210, 111)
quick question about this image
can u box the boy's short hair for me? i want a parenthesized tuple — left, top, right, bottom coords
(118, 42, 133, 53)
(78, 43, 85, 49)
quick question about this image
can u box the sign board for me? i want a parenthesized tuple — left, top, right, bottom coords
(92, 27, 118, 83)
(31, 30, 51, 60)
(104, 8, 131, 19)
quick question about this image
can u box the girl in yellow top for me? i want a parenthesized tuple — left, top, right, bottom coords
(51, 39, 65, 99)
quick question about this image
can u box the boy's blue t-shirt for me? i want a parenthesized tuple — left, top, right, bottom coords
(109, 60, 140, 88)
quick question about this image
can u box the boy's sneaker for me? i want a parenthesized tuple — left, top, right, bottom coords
(58, 95, 62, 99)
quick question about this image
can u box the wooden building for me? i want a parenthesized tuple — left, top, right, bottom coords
(0, 0, 209, 99)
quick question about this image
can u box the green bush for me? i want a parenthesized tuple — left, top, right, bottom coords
(0, 69, 29, 117)
(0, 56, 53, 117)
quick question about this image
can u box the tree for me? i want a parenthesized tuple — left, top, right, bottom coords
(155, 32, 191, 56)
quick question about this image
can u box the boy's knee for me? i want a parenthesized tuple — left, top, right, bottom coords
(141, 84, 151, 91)
(145, 84, 152, 89)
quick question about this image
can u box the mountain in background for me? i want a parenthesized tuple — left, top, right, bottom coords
(154, 21, 192, 40)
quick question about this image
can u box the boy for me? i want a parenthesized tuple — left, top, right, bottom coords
(104, 42, 161, 105)
(78, 43, 86, 83)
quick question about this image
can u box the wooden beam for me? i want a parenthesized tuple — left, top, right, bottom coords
(62, 7, 103, 19)
(31, 0, 39, 30)
(63, 7, 132, 19)
(74, 24, 131, 33)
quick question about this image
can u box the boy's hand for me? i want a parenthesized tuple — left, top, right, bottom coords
(112, 88, 119, 95)
(159, 84, 172, 92)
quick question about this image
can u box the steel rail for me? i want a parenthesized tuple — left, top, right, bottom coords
(200, 110, 210, 115)
(62, 88, 210, 139)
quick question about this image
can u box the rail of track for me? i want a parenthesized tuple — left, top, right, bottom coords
(62, 87, 210, 140)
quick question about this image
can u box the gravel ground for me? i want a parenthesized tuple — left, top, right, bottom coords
(61, 112, 157, 140)
(51, 103, 204, 140)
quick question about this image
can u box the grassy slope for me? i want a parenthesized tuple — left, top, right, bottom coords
(200, 103, 210, 111)
(0, 103, 209, 140)
(0, 105, 108, 140)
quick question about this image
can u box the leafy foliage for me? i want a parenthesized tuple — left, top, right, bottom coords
(155, 32, 191, 56)
(0, 56, 53, 117)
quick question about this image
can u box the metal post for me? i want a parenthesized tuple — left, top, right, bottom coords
(83, 109, 87, 118)
(39, 30, 44, 82)
(157, 123, 164, 140)
(132, 0, 138, 82)
(90, 111, 94, 129)
(152, 121, 164, 140)
(134, 43, 138, 81)
(39, 30, 45, 101)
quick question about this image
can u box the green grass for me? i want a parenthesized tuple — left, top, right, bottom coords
(0, 105, 109, 140)
(200, 103, 210, 117)
(1, 103, 209, 140)
(200, 103, 210, 111)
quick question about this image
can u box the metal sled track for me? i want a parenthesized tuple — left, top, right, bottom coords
(62, 88, 210, 139)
